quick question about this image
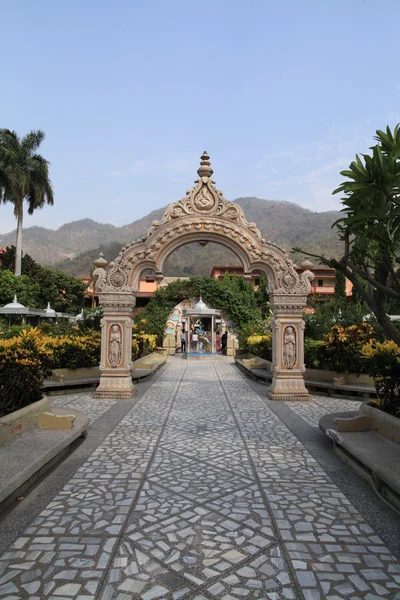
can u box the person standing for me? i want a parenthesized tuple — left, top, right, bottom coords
(216, 330, 222, 352)
(221, 331, 228, 354)
(180, 328, 187, 354)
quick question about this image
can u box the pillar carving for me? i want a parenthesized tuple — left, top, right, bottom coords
(94, 291, 136, 399)
(267, 293, 310, 401)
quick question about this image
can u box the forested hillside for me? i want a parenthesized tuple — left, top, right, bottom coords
(0, 198, 343, 277)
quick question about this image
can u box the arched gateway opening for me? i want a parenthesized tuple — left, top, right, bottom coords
(93, 152, 314, 401)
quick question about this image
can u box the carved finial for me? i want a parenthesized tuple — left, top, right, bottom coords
(94, 252, 108, 269)
(197, 151, 214, 179)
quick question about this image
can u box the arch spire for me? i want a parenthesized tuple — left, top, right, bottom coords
(197, 151, 214, 179)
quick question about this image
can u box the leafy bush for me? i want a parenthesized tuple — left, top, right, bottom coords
(0, 270, 41, 307)
(0, 320, 33, 339)
(237, 318, 271, 349)
(244, 334, 272, 360)
(48, 330, 156, 369)
(361, 340, 400, 417)
(0, 327, 157, 417)
(47, 332, 101, 370)
(39, 320, 82, 337)
(0, 330, 53, 417)
(303, 322, 376, 372)
(304, 339, 326, 369)
(132, 332, 157, 361)
(322, 322, 375, 373)
(304, 298, 378, 341)
(1, 247, 86, 313)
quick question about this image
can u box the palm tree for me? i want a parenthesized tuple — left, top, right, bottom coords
(0, 129, 54, 276)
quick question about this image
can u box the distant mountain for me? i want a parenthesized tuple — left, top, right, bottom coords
(0, 210, 165, 266)
(0, 198, 343, 277)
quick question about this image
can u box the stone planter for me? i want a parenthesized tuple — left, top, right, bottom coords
(359, 402, 400, 444)
(0, 396, 51, 445)
(50, 367, 101, 382)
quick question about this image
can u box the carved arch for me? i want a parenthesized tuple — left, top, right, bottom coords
(93, 152, 314, 402)
(93, 152, 313, 299)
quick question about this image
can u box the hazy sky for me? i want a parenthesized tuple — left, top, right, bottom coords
(1, 0, 400, 233)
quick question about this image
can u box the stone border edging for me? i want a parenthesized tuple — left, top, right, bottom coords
(0, 407, 89, 509)
(235, 353, 375, 399)
(0, 396, 51, 445)
(42, 352, 169, 392)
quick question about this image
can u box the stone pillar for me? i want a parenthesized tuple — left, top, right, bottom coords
(94, 291, 136, 399)
(267, 293, 310, 401)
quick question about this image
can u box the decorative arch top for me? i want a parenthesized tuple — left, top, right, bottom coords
(93, 152, 314, 299)
(147, 152, 262, 240)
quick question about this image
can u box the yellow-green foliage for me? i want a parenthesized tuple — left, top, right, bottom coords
(245, 334, 272, 360)
(360, 339, 400, 416)
(0, 328, 157, 417)
(132, 333, 157, 361)
(361, 339, 400, 360)
(0, 329, 54, 417)
(317, 322, 375, 373)
(46, 332, 101, 370)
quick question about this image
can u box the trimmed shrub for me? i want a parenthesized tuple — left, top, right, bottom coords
(361, 340, 400, 417)
(244, 334, 272, 361)
(0, 329, 53, 417)
(132, 333, 157, 361)
(0, 329, 158, 417)
(304, 339, 326, 369)
(47, 332, 101, 370)
(322, 322, 375, 373)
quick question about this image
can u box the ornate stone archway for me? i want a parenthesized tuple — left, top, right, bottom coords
(93, 152, 314, 400)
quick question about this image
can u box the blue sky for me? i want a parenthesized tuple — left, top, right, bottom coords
(1, 0, 400, 233)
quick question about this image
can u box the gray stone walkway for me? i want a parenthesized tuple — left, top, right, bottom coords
(283, 396, 361, 429)
(0, 361, 399, 599)
(51, 393, 115, 425)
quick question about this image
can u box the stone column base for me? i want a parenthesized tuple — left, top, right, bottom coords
(94, 375, 136, 400)
(267, 377, 311, 402)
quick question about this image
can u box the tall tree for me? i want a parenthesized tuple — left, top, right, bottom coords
(334, 270, 346, 303)
(0, 246, 85, 313)
(295, 124, 400, 345)
(0, 129, 54, 276)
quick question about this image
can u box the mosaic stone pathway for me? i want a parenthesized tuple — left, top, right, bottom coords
(0, 361, 399, 599)
(51, 393, 115, 425)
(284, 396, 362, 429)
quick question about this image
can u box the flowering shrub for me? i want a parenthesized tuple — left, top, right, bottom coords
(46, 332, 101, 370)
(132, 333, 157, 361)
(319, 322, 375, 373)
(244, 334, 272, 360)
(241, 322, 377, 374)
(0, 330, 53, 417)
(361, 340, 400, 417)
(0, 328, 158, 417)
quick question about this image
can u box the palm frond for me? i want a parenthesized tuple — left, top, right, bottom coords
(21, 130, 45, 153)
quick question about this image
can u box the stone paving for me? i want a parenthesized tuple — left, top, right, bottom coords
(283, 396, 362, 429)
(0, 361, 399, 599)
(51, 393, 115, 425)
